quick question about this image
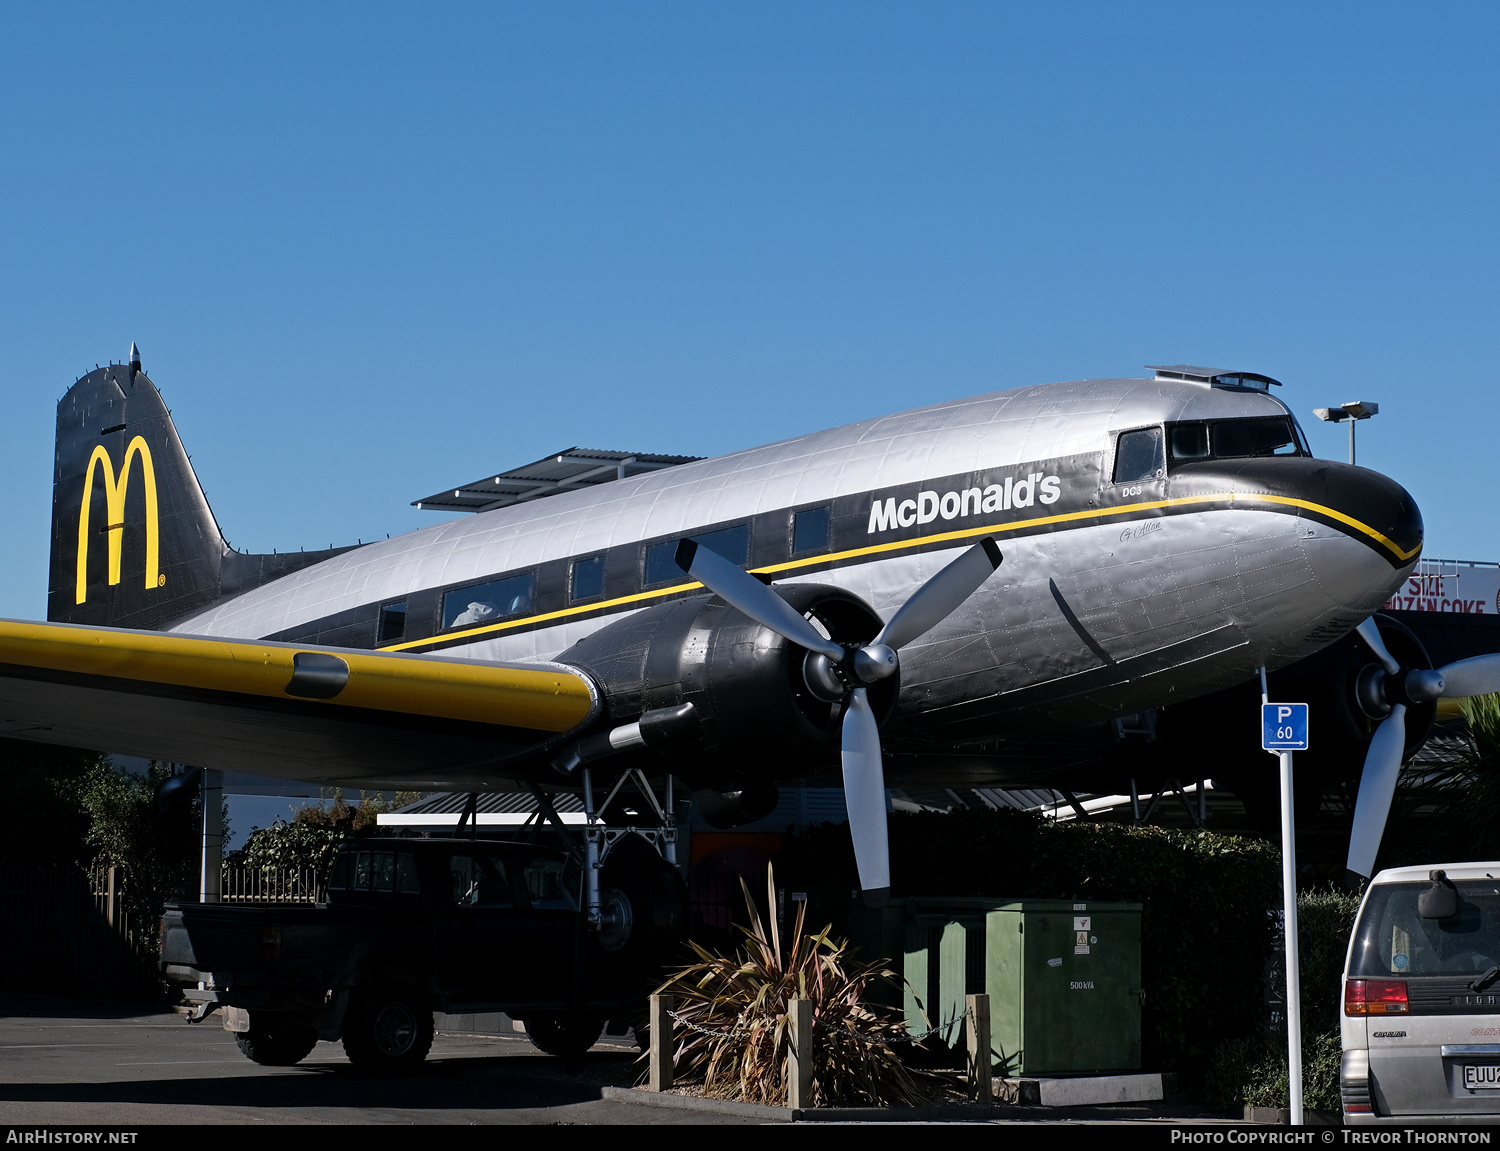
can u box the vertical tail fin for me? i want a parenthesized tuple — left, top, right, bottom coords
(48, 350, 353, 630)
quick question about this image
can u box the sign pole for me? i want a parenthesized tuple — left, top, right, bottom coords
(1261, 679, 1306, 1125)
(1279, 747, 1304, 1125)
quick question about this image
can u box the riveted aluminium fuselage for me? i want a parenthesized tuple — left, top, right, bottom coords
(170, 375, 1423, 774)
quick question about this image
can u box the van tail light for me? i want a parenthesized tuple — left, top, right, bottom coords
(1345, 978, 1408, 1015)
(262, 925, 282, 962)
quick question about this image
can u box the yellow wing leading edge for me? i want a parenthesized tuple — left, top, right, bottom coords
(0, 619, 595, 733)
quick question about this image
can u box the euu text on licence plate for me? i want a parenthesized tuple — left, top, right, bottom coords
(1463, 1064, 1500, 1089)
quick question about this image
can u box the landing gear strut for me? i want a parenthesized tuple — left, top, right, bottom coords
(581, 767, 677, 934)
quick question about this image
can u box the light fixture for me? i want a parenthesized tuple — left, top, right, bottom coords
(1313, 402, 1379, 465)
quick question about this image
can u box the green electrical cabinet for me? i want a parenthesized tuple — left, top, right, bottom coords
(849, 897, 1143, 1076)
(985, 899, 1142, 1075)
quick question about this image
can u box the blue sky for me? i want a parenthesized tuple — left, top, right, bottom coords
(1, 1, 1496, 620)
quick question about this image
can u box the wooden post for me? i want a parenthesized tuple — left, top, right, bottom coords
(105, 866, 118, 930)
(648, 993, 674, 1092)
(966, 993, 992, 1104)
(788, 998, 814, 1111)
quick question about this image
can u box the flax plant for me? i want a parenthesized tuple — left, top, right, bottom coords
(657, 866, 931, 1107)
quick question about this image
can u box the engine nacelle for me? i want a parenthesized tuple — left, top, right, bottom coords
(1115, 613, 1439, 834)
(555, 583, 896, 790)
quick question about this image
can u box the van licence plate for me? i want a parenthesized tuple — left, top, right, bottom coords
(1464, 1065, 1500, 1089)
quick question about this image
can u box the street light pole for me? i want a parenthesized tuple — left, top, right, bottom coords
(1312, 401, 1379, 466)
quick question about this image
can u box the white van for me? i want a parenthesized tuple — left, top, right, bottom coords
(1343, 863, 1500, 1123)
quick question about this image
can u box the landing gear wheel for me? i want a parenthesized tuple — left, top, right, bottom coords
(341, 987, 434, 1072)
(525, 1015, 604, 1058)
(597, 833, 689, 969)
(233, 1015, 318, 1066)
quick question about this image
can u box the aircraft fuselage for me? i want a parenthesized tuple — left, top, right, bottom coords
(165, 374, 1422, 784)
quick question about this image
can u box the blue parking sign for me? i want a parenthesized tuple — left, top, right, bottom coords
(1262, 703, 1309, 751)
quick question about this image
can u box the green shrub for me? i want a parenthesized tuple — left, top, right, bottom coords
(1204, 1030, 1342, 1113)
(1287, 887, 1360, 1038)
(0, 739, 102, 865)
(1207, 887, 1359, 1114)
(78, 760, 223, 941)
(230, 789, 419, 878)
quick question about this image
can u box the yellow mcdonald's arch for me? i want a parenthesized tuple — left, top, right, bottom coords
(75, 436, 161, 605)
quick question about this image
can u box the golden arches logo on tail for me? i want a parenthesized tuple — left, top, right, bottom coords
(75, 436, 162, 605)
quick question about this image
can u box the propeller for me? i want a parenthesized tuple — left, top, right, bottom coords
(1345, 617, 1500, 883)
(675, 536, 1003, 904)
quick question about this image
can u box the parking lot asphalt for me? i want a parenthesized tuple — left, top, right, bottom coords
(0, 994, 1238, 1127)
(0, 994, 710, 1126)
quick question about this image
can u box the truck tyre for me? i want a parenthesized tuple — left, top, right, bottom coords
(525, 1015, 604, 1058)
(233, 1017, 319, 1066)
(341, 987, 434, 1072)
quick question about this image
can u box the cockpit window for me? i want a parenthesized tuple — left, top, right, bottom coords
(1166, 417, 1306, 465)
(1212, 417, 1301, 458)
(1169, 424, 1209, 461)
(1113, 427, 1165, 483)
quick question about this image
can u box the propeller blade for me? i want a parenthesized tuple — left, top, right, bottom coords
(840, 687, 890, 905)
(874, 538, 1003, 651)
(1438, 653, 1500, 700)
(1356, 617, 1401, 677)
(1346, 704, 1408, 882)
(675, 539, 844, 661)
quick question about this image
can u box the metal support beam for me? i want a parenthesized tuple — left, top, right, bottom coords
(525, 782, 581, 850)
(1058, 789, 1090, 821)
(199, 769, 222, 904)
(453, 792, 479, 839)
(583, 768, 602, 930)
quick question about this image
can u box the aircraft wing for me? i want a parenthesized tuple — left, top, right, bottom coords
(0, 618, 599, 791)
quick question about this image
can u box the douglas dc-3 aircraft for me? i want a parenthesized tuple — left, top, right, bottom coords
(3, 348, 1498, 924)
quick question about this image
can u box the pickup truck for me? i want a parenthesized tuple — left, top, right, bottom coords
(160, 834, 686, 1070)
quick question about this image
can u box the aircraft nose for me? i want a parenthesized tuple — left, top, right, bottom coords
(1284, 460, 1423, 567)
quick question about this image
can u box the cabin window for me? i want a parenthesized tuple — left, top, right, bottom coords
(644, 523, 750, 586)
(442, 572, 534, 630)
(570, 555, 605, 602)
(793, 506, 831, 555)
(377, 601, 407, 644)
(1113, 428, 1165, 483)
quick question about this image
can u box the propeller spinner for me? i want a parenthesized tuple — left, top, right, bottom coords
(675, 536, 1003, 905)
(1346, 616, 1500, 884)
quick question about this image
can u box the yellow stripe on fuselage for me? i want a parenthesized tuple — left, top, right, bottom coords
(0, 619, 594, 732)
(382, 490, 1420, 654)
